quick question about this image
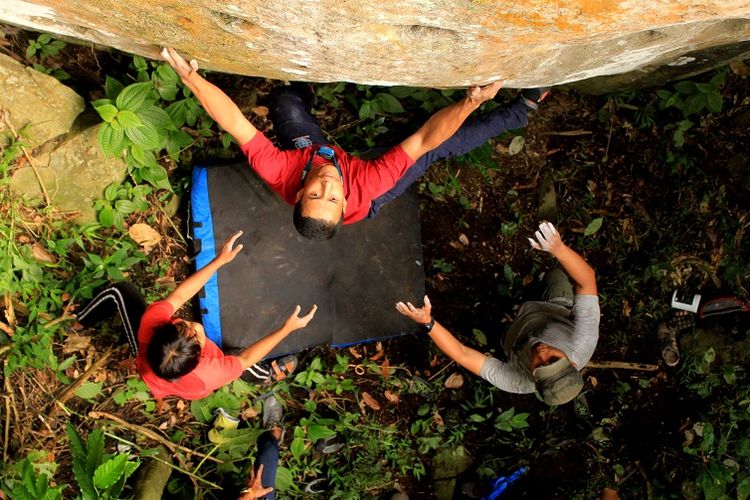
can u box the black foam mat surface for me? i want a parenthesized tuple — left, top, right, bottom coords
(194, 163, 425, 358)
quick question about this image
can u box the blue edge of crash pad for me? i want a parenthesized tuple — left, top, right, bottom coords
(191, 166, 223, 347)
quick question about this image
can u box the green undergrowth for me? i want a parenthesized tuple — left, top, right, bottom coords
(0, 32, 748, 499)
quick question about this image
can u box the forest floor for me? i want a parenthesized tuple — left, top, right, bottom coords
(2, 25, 750, 499)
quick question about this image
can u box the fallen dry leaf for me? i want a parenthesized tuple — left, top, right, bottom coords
(508, 135, 525, 155)
(362, 391, 381, 411)
(429, 354, 440, 368)
(589, 375, 599, 387)
(348, 347, 362, 359)
(458, 234, 470, 246)
(93, 371, 108, 383)
(370, 350, 385, 361)
(622, 299, 632, 318)
(128, 223, 162, 251)
(31, 243, 57, 264)
(433, 411, 444, 427)
(242, 406, 259, 420)
(384, 390, 400, 404)
(252, 105, 269, 117)
(63, 333, 91, 354)
(380, 359, 391, 378)
(176, 400, 186, 412)
(117, 358, 137, 373)
(730, 60, 750, 77)
(444, 372, 464, 389)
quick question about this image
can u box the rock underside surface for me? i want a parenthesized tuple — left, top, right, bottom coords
(1, 1, 749, 88)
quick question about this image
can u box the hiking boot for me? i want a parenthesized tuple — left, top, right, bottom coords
(262, 395, 283, 430)
(262, 395, 285, 444)
(520, 87, 551, 110)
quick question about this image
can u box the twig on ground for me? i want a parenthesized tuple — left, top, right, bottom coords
(1, 112, 52, 206)
(193, 443, 219, 476)
(587, 361, 659, 371)
(604, 109, 615, 159)
(88, 411, 223, 464)
(37, 413, 55, 436)
(428, 360, 455, 381)
(28, 370, 54, 397)
(0, 321, 13, 336)
(149, 452, 221, 489)
(3, 395, 9, 463)
(540, 130, 593, 137)
(329, 119, 363, 136)
(42, 313, 75, 330)
(48, 349, 113, 418)
(153, 198, 187, 247)
(3, 292, 16, 327)
(635, 460, 653, 500)
(17, 376, 29, 444)
(2, 294, 52, 321)
(104, 431, 221, 489)
(3, 359, 19, 462)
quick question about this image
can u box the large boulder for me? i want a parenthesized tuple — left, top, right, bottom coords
(9, 124, 128, 223)
(1, 2, 749, 88)
(0, 52, 84, 149)
(571, 30, 750, 94)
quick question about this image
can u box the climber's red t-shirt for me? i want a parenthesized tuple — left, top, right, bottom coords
(240, 131, 415, 224)
(136, 301, 243, 400)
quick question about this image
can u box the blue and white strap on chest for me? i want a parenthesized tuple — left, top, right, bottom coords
(300, 146, 343, 184)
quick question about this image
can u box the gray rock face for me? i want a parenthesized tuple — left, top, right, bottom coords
(571, 32, 750, 95)
(0, 1, 749, 88)
(10, 124, 128, 223)
(0, 52, 84, 149)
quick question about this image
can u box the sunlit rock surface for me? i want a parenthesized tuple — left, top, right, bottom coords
(0, 52, 84, 149)
(10, 124, 128, 223)
(1, 1, 749, 87)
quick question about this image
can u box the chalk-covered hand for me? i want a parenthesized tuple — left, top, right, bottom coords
(528, 222, 563, 254)
(395, 295, 433, 324)
(466, 81, 503, 106)
(160, 47, 199, 81)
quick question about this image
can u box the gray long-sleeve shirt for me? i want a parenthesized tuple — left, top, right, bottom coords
(479, 294, 600, 394)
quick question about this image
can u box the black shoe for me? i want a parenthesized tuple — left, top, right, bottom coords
(240, 355, 298, 385)
(520, 87, 551, 110)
